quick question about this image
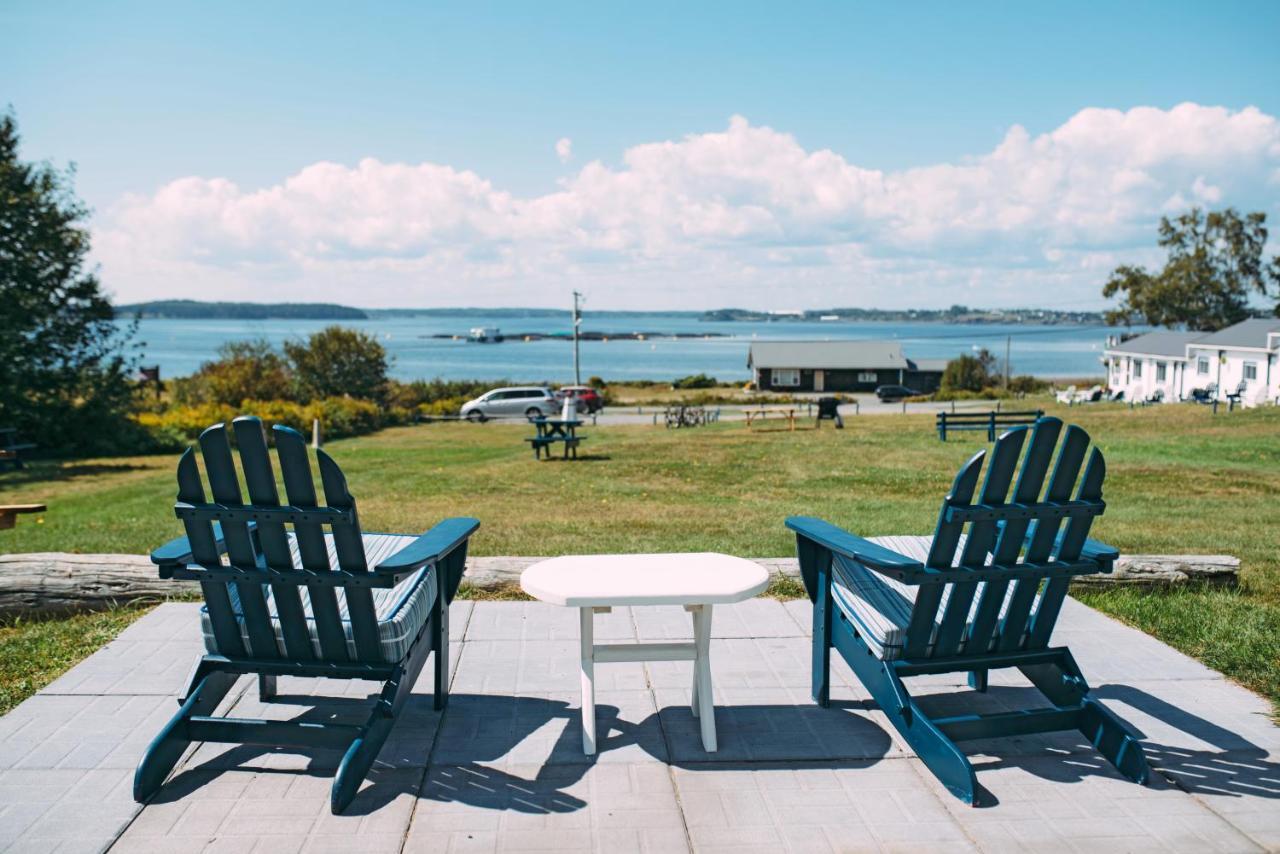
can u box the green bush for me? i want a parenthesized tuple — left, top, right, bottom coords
(940, 350, 997, 393)
(671, 373, 719, 389)
(284, 327, 388, 403)
(134, 396, 402, 444)
(174, 339, 294, 406)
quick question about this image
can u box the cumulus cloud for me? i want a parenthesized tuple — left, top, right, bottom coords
(96, 103, 1280, 307)
(555, 137, 573, 164)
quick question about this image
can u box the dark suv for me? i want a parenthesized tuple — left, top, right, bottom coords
(875, 384, 923, 402)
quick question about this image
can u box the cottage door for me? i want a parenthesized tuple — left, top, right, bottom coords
(814, 370, 825, 392)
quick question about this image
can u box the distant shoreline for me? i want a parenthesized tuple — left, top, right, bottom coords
(115, 299, 1108, 326)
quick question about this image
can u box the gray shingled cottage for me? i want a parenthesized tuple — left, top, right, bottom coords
(747, 340, 948, 393)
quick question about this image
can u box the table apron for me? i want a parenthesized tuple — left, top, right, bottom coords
(592, 642, 697, 663)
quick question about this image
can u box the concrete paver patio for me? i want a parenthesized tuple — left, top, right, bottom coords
(0, 595, 1275, 852)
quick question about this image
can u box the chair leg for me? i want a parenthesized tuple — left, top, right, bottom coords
(331, 714, 394, 814)
(812, 566, 832, 707)
(967, 669, 988, 692)
(134, 668, 238, 803)
(1080, 697, 1150, 785)
(432, 585, 449, 711)
(838, 631, 977, 804)
(258, 674, 277, 701)
(1020, 654, 1150, 786)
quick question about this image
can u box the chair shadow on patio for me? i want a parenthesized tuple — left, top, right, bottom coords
(908, 682, 1280, 806)
(153, 689, 898, 815)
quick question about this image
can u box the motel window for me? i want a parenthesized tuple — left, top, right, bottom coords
(1156, 362, 1166, 382)
(1244, 362, 1257, 381)
(773, 369, 800, 387)
(1133, 361, 1142, 378)
(857, 371, 877, 383)
(1197, 357, 1209, 374)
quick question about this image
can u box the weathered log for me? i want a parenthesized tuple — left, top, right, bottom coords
(0, 551, 1241, 619)
(1072, 554, 1241, 585)
(0, 552, 195, 618)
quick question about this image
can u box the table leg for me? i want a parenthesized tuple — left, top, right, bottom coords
(579, 606, 597, 754)
(692, 604, 716, 752)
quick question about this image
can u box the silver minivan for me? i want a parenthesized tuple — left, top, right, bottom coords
(460, 386, 557, 422)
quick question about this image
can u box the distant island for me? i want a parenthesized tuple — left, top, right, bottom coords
(700, 305, 1106, 325)
(114, 300, 368, 320)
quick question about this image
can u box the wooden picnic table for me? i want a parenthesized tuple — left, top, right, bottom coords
(527, 418, 587, 459)
(744, 408, 798, 431)
(0, 504, 45, 531)
(0, 428, 36, 471)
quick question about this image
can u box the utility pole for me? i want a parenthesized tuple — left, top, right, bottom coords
(572, 291, 583, 385)
(1004, 335, 1012, 389)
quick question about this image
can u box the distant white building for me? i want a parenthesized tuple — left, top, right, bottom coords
(1103, 318, 1280, 405)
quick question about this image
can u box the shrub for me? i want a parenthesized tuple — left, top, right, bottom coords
(671, 373, 718, 389)
(134, 396, 402, 444)
(175, 339, 294, 406)
(284, 326, 388, 403)
(940, 350, 996, 393)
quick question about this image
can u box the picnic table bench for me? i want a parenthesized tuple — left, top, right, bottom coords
(0, 428, 36, 471)
(0, 504, 45, 531)
(936, 409, 1044, 442)
(527, 418, 587, 459)
(745, 408, 799, 431)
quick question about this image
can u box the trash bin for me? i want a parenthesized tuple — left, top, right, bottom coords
(817, 397, 843, 429)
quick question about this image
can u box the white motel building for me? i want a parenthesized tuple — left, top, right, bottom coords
(1103, 317, 1280, 405)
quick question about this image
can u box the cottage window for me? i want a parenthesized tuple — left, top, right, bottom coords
(1133, 361, 1142, 378)
(1197, 357, 1209, 374)
(1156, 362, 1166, 382)
(773, 369, 800, 387)
(857, 371, 877, 383)
(1244, 362, 1257, 381)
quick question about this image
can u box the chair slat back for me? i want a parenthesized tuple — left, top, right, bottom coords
(907, 417, 1109, 661)
(275, 426, 351, 661)
(174, 417, 383, 663)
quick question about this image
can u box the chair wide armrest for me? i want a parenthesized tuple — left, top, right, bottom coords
(786, 516, 926, 581)
(150, 523, 229, 576)
(1080, 537, 1120, 570)
(375, 517, 481, 576)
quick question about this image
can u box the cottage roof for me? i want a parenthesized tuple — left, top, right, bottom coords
(747, 340, 910, 370)
(1104, 330, 1204, 358)
(1190, 318, 1280, 350)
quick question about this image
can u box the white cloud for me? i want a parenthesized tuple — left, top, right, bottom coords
(555, 137, 573, 164)
(96, 103, 1280, 308)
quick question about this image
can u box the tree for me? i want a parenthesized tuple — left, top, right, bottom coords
(284, 326, 388, 402)
(940, 349, 996, 393)
(1103, 208, 1280, 331)
(0, 112, 139, 454)
(177, 339, 293, 406)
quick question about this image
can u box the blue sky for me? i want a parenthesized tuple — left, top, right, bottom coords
(4, 1, 1279, 309)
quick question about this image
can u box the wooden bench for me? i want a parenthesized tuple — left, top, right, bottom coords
(0, 504, 45, 531)
(525, 435, 587, 460)
(936, 409, 1043, 442)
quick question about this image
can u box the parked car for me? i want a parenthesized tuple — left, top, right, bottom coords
(460, 386, 557, 422)
(555, 385, 604, 413)
(875, 384, 923, 402)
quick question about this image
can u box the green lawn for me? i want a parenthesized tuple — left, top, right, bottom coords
(2, 401, 1277, 712)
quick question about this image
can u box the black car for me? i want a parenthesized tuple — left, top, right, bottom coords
(875, 384, 923, 402)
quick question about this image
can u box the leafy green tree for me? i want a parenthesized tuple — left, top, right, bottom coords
(940, 349, 996, 393)
(284, 326, 388, 402)
(176, 339, 293, 406)
(0, 112, 139, 454)
(1103, 208, 1280, 331)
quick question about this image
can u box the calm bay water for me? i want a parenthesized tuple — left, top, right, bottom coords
(118, 312, 1116, 382)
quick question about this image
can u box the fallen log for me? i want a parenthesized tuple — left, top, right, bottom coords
(0, 551, 1241, 619)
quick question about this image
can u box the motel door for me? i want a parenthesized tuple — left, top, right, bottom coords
(814, 370, 824, 392)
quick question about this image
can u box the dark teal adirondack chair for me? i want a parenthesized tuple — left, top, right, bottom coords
(134, 417, 479, 813)
(788, 417, 1150, 803)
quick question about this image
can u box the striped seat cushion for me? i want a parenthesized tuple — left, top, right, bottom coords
(200, 533, 436, 663)
(829, 535, 1042, 661)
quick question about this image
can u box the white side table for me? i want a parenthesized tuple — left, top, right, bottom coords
(520, 553, 770, 755)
